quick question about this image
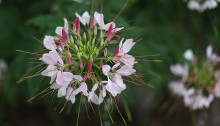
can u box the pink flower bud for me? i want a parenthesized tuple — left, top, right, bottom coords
(99, 60, 103, 69)
(107, 23, 113, 41)
(62, 28, 66, 43)
(75, 17, 80, 34)
(88, 58, 92, 74)
(113, 46, 120, 56)
(67, 51, 72, 68)
(90, 17, 95, 29)
(104, 48, 108, 57)
(79, 59, 83, 69)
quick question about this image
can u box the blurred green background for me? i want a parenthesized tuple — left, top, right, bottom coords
(1, 0, 220, 126)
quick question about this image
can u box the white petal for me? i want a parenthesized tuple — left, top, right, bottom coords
(61, 72, 74, 82)
(103, 22, 116, 31)
(88, 84, 99, 104)
(98, 86, 106, 104)
(82, 11, 90, 25)
(49, 50, 64, 65)
(43, 36, 56, 50)
(183, 49, 194, 61)
(116, 65, 136, 76)
(57, 86, 67, 97)
(112, 63, 120, 70)
(114, 27, 124, 32)
(65, 87, 76, 104)
(169, 81, 186, 97)
(55, 26, 63, 36)
(122, 39, 135, 54)
(73, 75, 83, 82)
(214, 80, 220, 97)
(64, 18, 68, 34)
(123, 54, 136, 67)
(42, 54, 57, 65)
(50, 83, 61, 89)
(50, 75, 57, 84)
(77, 82, 88, 96)
(170, 64, 188, 79)
(102, 65, 111, 76)
(56, 71, 70, 86)
(111, 74, 126, 91)
(187, 0, 200, 10)
(106, 78, 121, 97)
(75, 12, 86, 26)
(119, 38, 124, 49)
(94, 12, 105, 29)
(79, 82, 88, 96)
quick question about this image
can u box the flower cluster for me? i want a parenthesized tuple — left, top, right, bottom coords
(169, 45, 220, 110)
(40, 11, 137, 105)
(187, 0, 220, 12)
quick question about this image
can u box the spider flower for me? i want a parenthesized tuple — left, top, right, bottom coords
(186, 0, 220, 12)
(35, 11, 140, 106)
(169, 45, 220, 110)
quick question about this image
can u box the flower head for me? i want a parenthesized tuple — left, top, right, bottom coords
(169, 45, 220, 110)
(33, 11, 140, 107)
(187, 0, 219, 12)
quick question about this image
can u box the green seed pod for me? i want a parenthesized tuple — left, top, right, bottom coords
(70, 35, 74, 43)
(100, 38, 104, 47)
(74, 45, 79, 51)
(92, 38, 95, 47)
(87, 41, 90, 47)
(96, 50, 99, 56)
(83, 32, 87, 42)
(94, 26, 97, 36)
(77, 52, 82, 59)
(79, 41, 83, 47)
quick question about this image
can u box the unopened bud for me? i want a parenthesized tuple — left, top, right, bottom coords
(79, 41, 83, 47)
(77, 53, 81, 59)
(100, 38, 104, 47)
(106, 23, 113, 42)
(83, 32, 87, 42)
(99, 60, 103, 69)
(74, 45, 78, 51)
(88, 58, 93, 74)
(62, 28, 66, 44)
(90, 17, 95, 29)
(92, 38, 95, 47)
(94, 26, 97, 36)
(96, 49, 99, 56)
(113, 46, 120, 57)
(67, 51, 72, 68)
(79, 59, 83, 69)
(87, 41, 90, 47)
(104, 48, 108, 57)
(70, 35, 74, 43)
(75, 17, 80, 34)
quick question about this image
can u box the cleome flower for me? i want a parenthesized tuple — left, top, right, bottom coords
(32, 11, 141, 108)
(169, 45, 220, 110)
(186, 0, 220, 12)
